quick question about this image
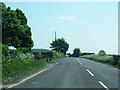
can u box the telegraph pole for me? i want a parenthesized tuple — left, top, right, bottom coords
(55, 31, 56, 41)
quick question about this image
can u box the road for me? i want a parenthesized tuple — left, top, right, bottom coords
(10, 57, 118, 89)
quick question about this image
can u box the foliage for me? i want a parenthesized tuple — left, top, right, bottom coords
(81, 54, 120, 68)
(2, 44, 9, 56)
(17, 47, 30, 53)
(110, 54, 120, 65)
(82, 52, 95, 56)
(52, 52, 65, 59)
(41, 51, 53, 61)
(2, 49, 65, 84)
(81, 54, 115, 65)
(50, 38, 69, 54)
(32, 51, 42, 59)
(1, 2, 33, 49)
(2, 52, 44, 84)
(67, 53, 72, 57)
(117, 60, 120, 68)
(98, 50, 106, 56)
(72, 48, 81, 57)
(9, 49, 19, 57)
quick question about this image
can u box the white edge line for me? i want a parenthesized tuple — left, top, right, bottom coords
(0, 85, 2, 90)
(7, 62, 59, 89)
(87, 69, 94, 76)
(112, 67, 118, 71)
(76, 58, 82, 65)
(98, 81, 110, 90)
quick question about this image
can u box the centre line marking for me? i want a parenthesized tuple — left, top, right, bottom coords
(98, 81, 110, 90)
(76, 58, 82, 65)
(87, 69, 94, 76)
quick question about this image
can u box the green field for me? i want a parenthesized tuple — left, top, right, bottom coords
(80, 54, 120, 68)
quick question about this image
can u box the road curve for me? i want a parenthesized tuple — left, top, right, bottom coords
(10, 57, 118, 89)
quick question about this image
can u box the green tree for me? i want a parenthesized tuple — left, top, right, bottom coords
(1, 2, 33, 49)
(50, 38, 69, 54)
(72, 48, 81, 57)
(98, 50, 106, 56)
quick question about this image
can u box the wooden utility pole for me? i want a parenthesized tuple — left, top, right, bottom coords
(55, 31, 56, 41)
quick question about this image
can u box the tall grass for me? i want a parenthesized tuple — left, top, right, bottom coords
(81, 54, 115, 65)
(2, 52, 45, 84)
(2, 50, 65, 85)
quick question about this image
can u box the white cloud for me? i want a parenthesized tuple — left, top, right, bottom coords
(57, 16, 77, 20)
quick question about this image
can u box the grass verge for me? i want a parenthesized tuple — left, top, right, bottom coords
(2, 52, 64, 85)
(80, 54, 120, 68)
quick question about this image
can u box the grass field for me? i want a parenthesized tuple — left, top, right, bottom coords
(80, 54, 120, 68)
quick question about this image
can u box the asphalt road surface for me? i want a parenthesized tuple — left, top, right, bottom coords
(11, 57, 118, 89)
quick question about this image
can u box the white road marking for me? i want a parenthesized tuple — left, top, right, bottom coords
(98, 81, 110, 90)
(7, 62, 59, 89)
(32, 82, 39, 84)
(0, 85, 2, 89)
(112, 67, 118, 71)
(76, 58, 82, 65)
(87, 69, 94, 76)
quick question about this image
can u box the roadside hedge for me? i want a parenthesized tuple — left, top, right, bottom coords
(2, 44, 9, 56)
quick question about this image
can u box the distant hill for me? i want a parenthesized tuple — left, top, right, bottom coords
(32, 49, 53, 52)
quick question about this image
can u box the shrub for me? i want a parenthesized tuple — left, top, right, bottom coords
(32, 51, 42, 60)
(2, 44, 9, 56)
(117, 60, 120, 68)
(41, 51, 55, 61)
(112, 55, 120, 65)
(46, 51, 53, 60)
(98, 50, 106, 56)
(52, 52, 65, 59)
(17, 47, 30, 53)
(2, 52, 35, 78)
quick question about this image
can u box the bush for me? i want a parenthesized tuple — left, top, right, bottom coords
(41, 51, 53, 59)
(112, 55, 120, 65)
(98, 50, 106, 56)
(2, 52, 35, 79)
(117, 60, 120, 68)
(32, 51, 42, 60)
(17, 47, 30, 53)
(52, 52, 65, 59)
(2, 44, 9, 56)
(9, 49, 17, 55)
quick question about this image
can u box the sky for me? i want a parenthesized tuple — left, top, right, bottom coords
(4, 1, 118, 54)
